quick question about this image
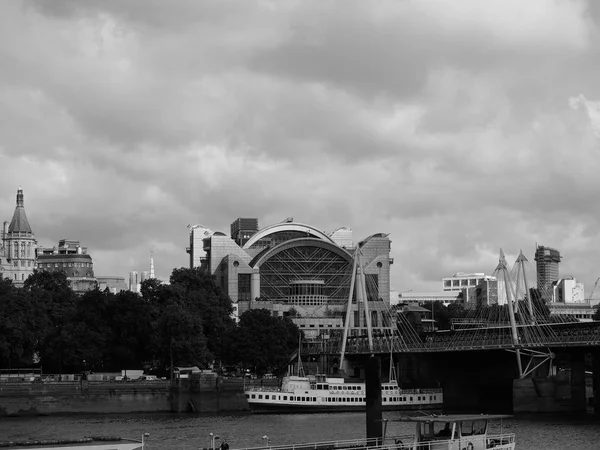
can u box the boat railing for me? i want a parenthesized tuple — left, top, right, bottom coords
(394, 388, 442, 394)
(485, 432, 516, 447)
(234, 435, 411, 450)
(244, 386, 282, 392)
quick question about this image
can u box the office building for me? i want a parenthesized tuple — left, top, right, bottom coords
(230, 218, 259, 247)
(0, 188, 38, 286)
(535, 245, 561, 302)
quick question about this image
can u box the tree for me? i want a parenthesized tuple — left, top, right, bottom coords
(0, 287, 45, 368)
(105, 290, 154, 372)
(169, 268, 234, 362)
(24, 271, 78, 374)
(231, 308, 300, 375)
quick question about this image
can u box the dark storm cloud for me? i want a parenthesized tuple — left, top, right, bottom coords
(2, 0, 600, 291)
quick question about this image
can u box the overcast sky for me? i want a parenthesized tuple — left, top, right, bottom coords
(2, 1, 600, 295)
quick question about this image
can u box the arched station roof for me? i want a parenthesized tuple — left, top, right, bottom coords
(250, 237, 352, 268)
(243, 222, 336, 249)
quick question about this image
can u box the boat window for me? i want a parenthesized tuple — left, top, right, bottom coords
(245, 394, 249, 398)
(472, 420, 487, 435)
(459, 420, 486, 436)
(265, 395, 269, 399)
(410, 397, 413, 401)
(251, 394, 255, 399)
(313, 397, 316, 401)
(258, 395, 262, 399)
(284, 396, 287, 400)
(433, 422, 453, 439)
(324, 384, 328, 389)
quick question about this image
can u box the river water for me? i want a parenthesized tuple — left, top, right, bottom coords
(1, 411, 599, 450)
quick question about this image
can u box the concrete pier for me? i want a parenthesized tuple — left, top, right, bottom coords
(570, 349, 587, 413)
(365, 355, 383, 445)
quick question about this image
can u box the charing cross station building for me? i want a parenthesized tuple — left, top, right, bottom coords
(187, 218, 394, 338)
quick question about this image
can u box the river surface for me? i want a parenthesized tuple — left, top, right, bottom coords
(1, 411, 599, 450)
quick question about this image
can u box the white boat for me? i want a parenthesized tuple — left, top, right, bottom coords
(0, 436, 144, 450)
(231, 414, 515, 450)
(385, 414, 516, 450)
(244, 373, 443, 413)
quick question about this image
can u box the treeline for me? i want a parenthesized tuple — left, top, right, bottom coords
(0, 268, 300, 376)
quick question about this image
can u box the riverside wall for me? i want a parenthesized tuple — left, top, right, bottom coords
(0, 377, 249, 417)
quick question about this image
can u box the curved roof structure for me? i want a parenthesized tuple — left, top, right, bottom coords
(250, 237, 352, 268)
(243, 222, 336, 249)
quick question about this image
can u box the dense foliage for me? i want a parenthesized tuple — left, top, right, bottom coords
(0, 268, 300, 377)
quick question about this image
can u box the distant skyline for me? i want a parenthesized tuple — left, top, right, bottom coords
(1, 1, 600, 294)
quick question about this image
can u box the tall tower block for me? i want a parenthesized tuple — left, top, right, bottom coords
(534, 245, 561, 302)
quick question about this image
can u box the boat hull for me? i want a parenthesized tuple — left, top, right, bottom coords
(247, 402, 442, 414)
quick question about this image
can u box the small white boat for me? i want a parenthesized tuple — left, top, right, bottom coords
(0, 436, 144, 450)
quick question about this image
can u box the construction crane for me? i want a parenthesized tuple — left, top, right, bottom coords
(587, 277, 600, 301)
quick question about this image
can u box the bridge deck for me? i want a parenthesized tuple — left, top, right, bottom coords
(300, 321, 600, 355)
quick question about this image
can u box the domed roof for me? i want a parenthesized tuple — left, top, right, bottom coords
(8, 188, 32, 234)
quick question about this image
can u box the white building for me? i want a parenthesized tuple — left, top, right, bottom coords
(552, 277, 585, 303)
(442, 272, 496, 292)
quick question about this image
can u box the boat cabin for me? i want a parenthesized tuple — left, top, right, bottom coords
(390, 414, 515, 450)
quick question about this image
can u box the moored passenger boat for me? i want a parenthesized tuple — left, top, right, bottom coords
(244, 373, 443, 413)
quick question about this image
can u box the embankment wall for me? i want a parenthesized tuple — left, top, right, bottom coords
(0, 378, 249, 417)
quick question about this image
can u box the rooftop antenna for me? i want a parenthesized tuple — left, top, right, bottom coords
(150, 250, 155, 279)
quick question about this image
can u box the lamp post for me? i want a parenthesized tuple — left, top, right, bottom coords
(141, 433, 149, 450)
(262, 435, 270, 448)
(210, 432, 220, 450)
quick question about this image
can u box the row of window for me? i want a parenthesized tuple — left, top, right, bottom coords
(247, 393, 437, 402)
(38, 262, 92, 268)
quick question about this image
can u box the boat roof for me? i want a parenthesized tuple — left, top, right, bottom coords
(398, 414, 512, 423)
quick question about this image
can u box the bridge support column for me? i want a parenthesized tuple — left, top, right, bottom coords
(570, 349, 587, 413)
(593, 350, 600, 414)
(365, 355, 382, 446)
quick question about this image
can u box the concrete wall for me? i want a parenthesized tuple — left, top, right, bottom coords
(0, 378, 249, 417)
(0, 381, 172, 417)
(171, 377, 250, 413)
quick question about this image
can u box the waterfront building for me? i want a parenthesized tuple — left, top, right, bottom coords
(36, 239, 97, 292)
(190, 218, 393, 338)
(535, 245, 561, 302)
(0, 188, 38, 286)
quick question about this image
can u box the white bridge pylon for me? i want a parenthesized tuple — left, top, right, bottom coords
(493, 249, 554, 379)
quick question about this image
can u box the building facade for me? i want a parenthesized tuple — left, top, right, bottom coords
(442, 272, 496, 292)
(535, 245, 561, 302)
(188, 218, 394, 338)
(0, 188, 38, 286)
(37, 239, 97, 292)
